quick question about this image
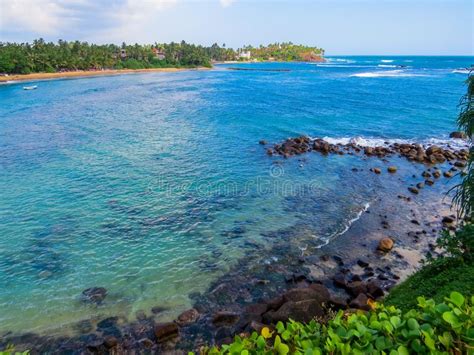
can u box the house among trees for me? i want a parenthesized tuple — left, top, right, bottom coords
(239, 50, 251, 60)
(152, 47, 166, 60)
(120, 49, 127, 59)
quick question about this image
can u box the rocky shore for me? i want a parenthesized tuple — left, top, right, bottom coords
(1, 135, 467, 354)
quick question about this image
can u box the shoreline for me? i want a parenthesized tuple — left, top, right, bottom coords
(0, 67, 210, 84)
(1, 137, 465, 353)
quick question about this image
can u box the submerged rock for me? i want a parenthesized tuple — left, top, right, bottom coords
(449, 131, 466, 139)
(154, 322, 179, 343)
(176, 308, 200, 326)
(81, 287, 107, 304)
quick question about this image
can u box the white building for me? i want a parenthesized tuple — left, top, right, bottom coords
(239, 51, 251, 60)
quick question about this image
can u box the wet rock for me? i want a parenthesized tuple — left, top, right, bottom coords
(444, 171, 453, 178)
(426, 145, 441, 156)
(422, 171, 431, 178)
(378, 237, 394, 252)
(328, 296, 347, 310)
(259, 140, 268, 145)
(138, 338, 154, 349)
(357, 259, 369, 268)
(455, 161, 467, 168)
(433, 170, 441, 179)
(349, 294, 371, 311)
(387, 166, 397, 173)
(373, 168, 381, 174)
(416, 182, 424, 189)
(86, 339, 104, 353)
(176, 308, 200, 326)
(425, 179, 434, 186)
(346, 281, 367, 297)
(333, 273, 347, 288)
(81, 287, 107, 304)
(263, 300, 324, 324)
(282, 285, 330, 304)
(366, 280, 384, 299)
(449, 131, 466, 139)
(135, 310, 147, 321)
(245, 303, 268, 316)
(103, 336, 118, 349)
(154, 322, 179, 343)
(408, 187, 419, 194)
(212, 311, 240, 326)
(265, 296, 285, 311)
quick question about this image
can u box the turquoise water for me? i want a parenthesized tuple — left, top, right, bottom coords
(0, 56, 472, 335)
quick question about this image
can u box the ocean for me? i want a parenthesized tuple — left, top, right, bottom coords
(0, 56, 472, 335)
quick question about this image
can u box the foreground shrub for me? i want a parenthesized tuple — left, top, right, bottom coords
(202, 292, 473, 354)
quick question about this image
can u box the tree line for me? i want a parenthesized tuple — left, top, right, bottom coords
(0, 39, 324, 74)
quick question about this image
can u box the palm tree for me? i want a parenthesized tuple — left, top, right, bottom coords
(453, 72, 473, 219)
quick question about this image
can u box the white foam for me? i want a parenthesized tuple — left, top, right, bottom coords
(381, 59, 394, 63)
(314, 202, 371, 248)
(378, 64, 397, 68)
(319, 136, 469, 150)
(350, 70, 427, 78)
(452, 69, 471, 74)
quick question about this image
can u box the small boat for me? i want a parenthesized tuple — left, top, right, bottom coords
(23, 85, 37, 90)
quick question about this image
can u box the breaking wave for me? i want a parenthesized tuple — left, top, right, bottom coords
(319, 136, 469, 150)
(350, 70, 426, 78)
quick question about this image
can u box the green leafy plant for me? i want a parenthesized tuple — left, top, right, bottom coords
(199, 292, 473, 354)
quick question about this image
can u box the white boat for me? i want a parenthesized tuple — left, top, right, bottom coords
(23, 85, 37, 90)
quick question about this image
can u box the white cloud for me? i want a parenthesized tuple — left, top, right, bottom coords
(0, 0, 82, 35)
(219, 0, 236, 8)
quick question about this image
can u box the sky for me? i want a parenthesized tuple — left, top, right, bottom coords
(0, 0, 473, 55)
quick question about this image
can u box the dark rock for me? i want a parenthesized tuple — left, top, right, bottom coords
(135, 310, 147, 321)
(443, 171, 453, 178)
(416, 182, 424, 189)
(425, 179, 434, 186)
(103, 336, 118, 349)
(154, 322, 179, 343)
(349, 293, 371, 311)
(263, 299, 324, 324)
(245, 303, 268, 316)
(82, 287, 107, 304)
(455, 161, 467, 168)
(366, 280, 384, 299)
(259, 140, 268, 145)
(212, 311, 240, 326)
(138, 338, 154, 349)
(373, 168, 381, 174)
(151, 306, 166, 314)
(449, 131, 466, 139)
(408, 187, 419, 194)
(346, 281, 367, 297)
(387, 166, 397, 173)
(333, 273, 347, 288)
(176, 308, 200, 326)
(265, 296, 285, 311)
(357, 259, 369, 268)
(328, 296, 347, 310)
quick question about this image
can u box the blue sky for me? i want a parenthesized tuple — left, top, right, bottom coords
(0, 0, 473, 55)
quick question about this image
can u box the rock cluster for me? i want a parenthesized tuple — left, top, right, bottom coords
(266, 136, 469, 167)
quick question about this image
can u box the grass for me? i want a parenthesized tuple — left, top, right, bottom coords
(384, 256, 474, 312)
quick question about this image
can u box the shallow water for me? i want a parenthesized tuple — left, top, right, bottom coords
(0, 56, 472, 335)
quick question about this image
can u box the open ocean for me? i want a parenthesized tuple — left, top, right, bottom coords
(0, 56, 472, 335)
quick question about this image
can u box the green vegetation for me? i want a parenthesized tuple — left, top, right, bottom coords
(202, 292, 473, 354)
(453, 72, 473, 219)
(385, 257, 474, 312)
(0, 40, 325, 74)
(0, 39, 212, 74)
(240, 42, 324, 62)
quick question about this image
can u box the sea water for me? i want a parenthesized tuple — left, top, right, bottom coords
(0, 56, 472, 335)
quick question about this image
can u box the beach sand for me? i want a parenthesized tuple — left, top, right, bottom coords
(0, 67, 210, 83)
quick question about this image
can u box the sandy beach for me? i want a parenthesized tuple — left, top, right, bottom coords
(0, 67, 210, 83)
